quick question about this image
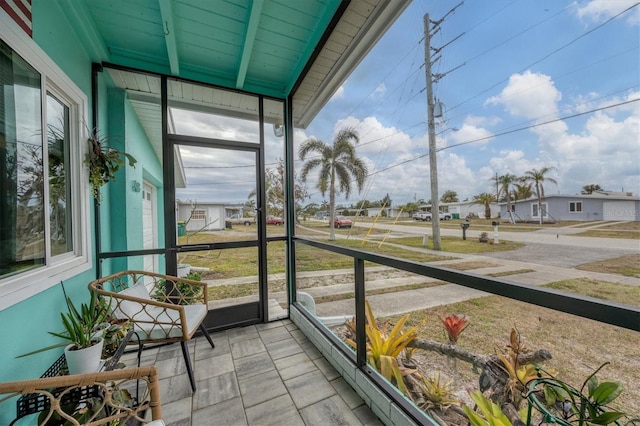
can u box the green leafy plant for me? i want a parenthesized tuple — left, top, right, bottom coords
(153, 271, 203, 305)
(463, 390, 514, 426)
(479, 232, 489, 242)
(440, 313, 469, 344)
(526, 363, 633, 426)
(345, 300, 426, 395)
(18, 294, 111, 357)
(85, 130, 136, 200)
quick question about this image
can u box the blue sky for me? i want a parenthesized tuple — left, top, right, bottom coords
(295, 0, 640, 207)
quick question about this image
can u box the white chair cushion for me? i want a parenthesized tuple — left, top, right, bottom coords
(130, 304, 207, 341)
(111, 283, 151, 319)
(146, 421, 165, 426)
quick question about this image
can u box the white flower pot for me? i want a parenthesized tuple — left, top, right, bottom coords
(64, 337, 104, 375)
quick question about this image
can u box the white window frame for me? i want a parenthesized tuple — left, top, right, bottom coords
(191, 209, 206, 220)
(569, 201, 582, 213)
(531, 202, 548, 218)
(0, 12, 91, 311)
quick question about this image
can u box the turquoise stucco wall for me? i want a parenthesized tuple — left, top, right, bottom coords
(106, 89, 164, 271)
(0, 3, 98, 422)
(0, 2, 161, 422)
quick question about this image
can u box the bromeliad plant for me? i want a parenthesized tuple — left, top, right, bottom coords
(495, 328, 557, 408)
(346, 300, 426, 395)
(440, 313, 469, 344)
(463, 390, 516, 426)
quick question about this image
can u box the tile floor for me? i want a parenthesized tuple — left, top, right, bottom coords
(120, 319, 382, 425)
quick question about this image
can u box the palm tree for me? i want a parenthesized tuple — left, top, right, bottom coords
(472, 193, 496, 219)
(581, 184, 602, 195)
(299, 127, 368, 240)
(513, 182, 533, 201)
(492, 174, 518, 222)
(523, 167, 558, 224)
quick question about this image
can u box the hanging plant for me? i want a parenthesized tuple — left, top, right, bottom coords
(85, 130, 136, 200)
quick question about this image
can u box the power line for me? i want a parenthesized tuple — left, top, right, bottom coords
(364, 97, 639, 178)
(448, 2, 640, 113)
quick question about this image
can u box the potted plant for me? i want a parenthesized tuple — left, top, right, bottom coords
(478, 232, 489, 243)
(18, 294, 111, 374)
(85, 129, 136, 201)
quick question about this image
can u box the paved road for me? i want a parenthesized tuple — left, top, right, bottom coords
(353, 220, 640, 252)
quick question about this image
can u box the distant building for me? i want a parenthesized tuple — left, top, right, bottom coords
(499, 192, 639, 222)
(176, 201, 246, 231)
(417, 201, 499, 219)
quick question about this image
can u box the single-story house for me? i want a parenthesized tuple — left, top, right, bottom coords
(499, 192, 640, 222)
(416, 201, 499, 218)
(366, 206, 409, 218)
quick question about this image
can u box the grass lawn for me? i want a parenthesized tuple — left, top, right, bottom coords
(381, 235, 524, 253)
(575, 254, 640, 278)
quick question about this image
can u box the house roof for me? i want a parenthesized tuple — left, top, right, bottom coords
(61, 0, 410, 128)
(503, 193, 640, 205)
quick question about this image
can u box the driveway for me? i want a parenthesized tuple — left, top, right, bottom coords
(480, 242, 635, 268)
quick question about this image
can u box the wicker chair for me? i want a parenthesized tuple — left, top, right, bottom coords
(0, 366, 163, 425)
(88, 270, 215, 391)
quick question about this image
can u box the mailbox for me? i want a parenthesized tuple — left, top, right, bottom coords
(460, 222, 470, 240)
(492, 221, 500, 226)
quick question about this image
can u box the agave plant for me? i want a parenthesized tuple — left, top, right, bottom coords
(346, 300, 426, 395)
(439, 313, 469, 344)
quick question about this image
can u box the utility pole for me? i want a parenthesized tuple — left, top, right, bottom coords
(423, 3, 464, 250)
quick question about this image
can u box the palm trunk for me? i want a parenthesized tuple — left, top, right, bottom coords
(329, 175, 336, 241)
(536, 183, 543, 225)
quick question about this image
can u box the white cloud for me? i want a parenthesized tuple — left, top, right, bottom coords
(373, 83, 387, 98)
(485, 71, 562, 120)
(448, 116, 496, 147)
(333, 116, 416, 155)
(574, 0, 640, 26)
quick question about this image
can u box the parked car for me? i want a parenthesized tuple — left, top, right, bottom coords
(227, 214, 255, 226)
(334, 215, 352, 228)
(266, 216, 284, 225)
(413, 212, 431, 221)
(412, 212, 451, 221)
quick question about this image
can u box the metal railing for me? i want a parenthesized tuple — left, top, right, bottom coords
(292, 237, 639, 423)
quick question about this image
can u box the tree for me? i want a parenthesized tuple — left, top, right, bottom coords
(381, 193, 392, 207)
(581, 184, 602, 195)
(402, 202, 419, 216)
(523, 167, 558, 225)
(513, 183, 533, 201)
(492, 174, 518, 222)
(472, 193, 496, 219)
(249, 158, 309, 218)
(299, 127, 368, 240)
(440, 190, 458, 203)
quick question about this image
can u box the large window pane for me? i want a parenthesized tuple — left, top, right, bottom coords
(47, 93, 72, 256)
(0, 40, 43, 278)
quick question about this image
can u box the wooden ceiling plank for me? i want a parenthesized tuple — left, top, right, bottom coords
(236, 0, 264, 89)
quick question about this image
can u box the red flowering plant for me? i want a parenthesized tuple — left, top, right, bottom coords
(439, 314, 469, 344)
